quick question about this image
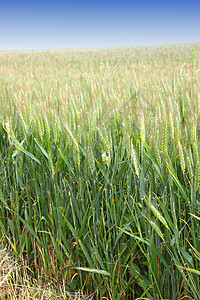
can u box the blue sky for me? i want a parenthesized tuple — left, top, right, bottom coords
(0, 0, 199, 50)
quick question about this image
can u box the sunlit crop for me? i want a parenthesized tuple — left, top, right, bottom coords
(0, 43, 200, 299)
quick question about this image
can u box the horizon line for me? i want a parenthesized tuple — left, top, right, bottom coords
(0, 41, 200, 52)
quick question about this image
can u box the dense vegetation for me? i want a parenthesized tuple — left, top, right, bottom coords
(0, 44, 200, 299)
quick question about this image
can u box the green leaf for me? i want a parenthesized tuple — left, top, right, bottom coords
(189, 213, 200, 221)
(57, 146, 75, 176)
(187, 268, 200, 276)
(34, 138, 49, 159)
(115, 161, 128, 185)
(75, 267, 111, 276)
(143, 140, 162, 179)
(0, 188, 10, 208)
(119, 227, 173, 277)
(95, 159, 109, 183)
(166, 162, 188, 202)
(61, 214, 94, 268)
(15, 214, 43, 247)
(180, 247, 194, 266)
(5, 130, 41, 166)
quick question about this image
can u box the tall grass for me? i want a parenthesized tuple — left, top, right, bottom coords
(0, 43, 200, 299)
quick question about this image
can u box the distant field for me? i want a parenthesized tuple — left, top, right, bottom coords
(0, 43, 200, 299)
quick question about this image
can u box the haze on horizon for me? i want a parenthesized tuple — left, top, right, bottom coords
(0, 0, 199, 51)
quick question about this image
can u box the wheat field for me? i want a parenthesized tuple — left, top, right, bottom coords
(0, 43, 200, 299)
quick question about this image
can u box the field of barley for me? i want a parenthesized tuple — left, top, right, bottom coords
(0, 43, 200, 299)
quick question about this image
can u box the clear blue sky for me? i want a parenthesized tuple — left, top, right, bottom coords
(0, 0, 199, 50)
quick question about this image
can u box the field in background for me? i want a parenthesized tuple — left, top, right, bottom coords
(0, 43, 200, 299)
